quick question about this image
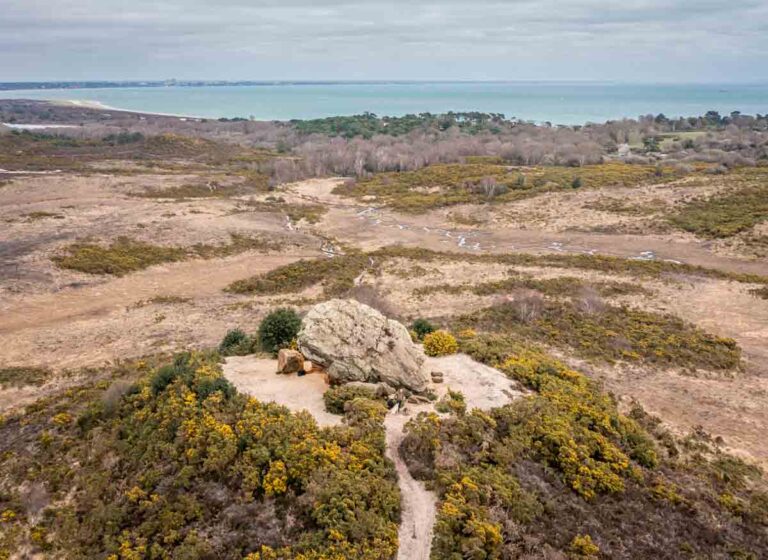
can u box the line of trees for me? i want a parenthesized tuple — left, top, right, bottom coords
(3, 101, 766, 183)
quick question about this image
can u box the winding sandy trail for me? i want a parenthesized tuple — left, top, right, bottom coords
(385, 411, 437, 560)
(384, 355, 522, 560)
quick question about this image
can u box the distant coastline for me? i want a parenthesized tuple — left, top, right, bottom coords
(54, 99, 205, 120)
(2, 82, 766, 125)
(2, 79, 768, 92)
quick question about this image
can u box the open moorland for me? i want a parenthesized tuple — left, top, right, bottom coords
(1, 101, 768, 559)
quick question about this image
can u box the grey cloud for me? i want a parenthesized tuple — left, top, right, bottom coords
(0, 0, 765, 81)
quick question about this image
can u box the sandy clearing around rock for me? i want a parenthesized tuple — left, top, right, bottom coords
(222, 356, 341, 427)
(426, 354, 526, 409)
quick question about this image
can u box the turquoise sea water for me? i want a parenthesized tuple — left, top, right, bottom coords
(2, 82, 767, 125)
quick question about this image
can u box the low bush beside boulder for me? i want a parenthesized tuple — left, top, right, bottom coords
(411, 318, 436, 340)
(258, 308, 302, 356)
(323, 384, 384, 414)
(423, 330, 459, 357)
(218, 328, 254, 356)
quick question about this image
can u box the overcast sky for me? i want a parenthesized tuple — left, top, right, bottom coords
(1, 0, 766, 82)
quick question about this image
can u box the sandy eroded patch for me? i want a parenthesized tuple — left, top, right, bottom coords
(222, 356, 341, 427)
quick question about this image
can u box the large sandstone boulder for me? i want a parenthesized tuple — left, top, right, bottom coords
(297, 299, 429, 393)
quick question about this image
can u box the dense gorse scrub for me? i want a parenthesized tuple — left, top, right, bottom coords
(0, 353, 399, 559)
(402, 334, 768, 559)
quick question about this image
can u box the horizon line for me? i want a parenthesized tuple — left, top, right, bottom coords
(2, 79, 768, 87)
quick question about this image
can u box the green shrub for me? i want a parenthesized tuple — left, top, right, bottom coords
(150, 364, 179, 394)
(258, 308, 301, 355)
(227, 254, 372, 297)
(411, 318, 436, 340)
(194, 376, 236, 400)
(218, 328, 253, 356)
(0, 366, 51, 389)
(435, 389, 466, 415)
(423, 330, 459, 357)
(323, 385, 380, 414)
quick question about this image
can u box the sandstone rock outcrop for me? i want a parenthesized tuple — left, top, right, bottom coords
(277, 349, 304, 374)
(297, 299, 429, 392)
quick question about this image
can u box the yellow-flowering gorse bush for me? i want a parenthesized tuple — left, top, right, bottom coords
(423, 330, 459, 357)
(0, 352, 399, 559)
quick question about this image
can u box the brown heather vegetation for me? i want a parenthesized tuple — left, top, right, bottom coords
(236, 198, 328, 224)
(667, 167, 768, 239)
(131, 181, 268, 199)
(0, 367, 52, 389)
(751, 286, 768, 300)
(226, 254, 373, 297)
(370, 246, 768, 285)
(412, 273, 649, 300)
(227, 248, 768, 301)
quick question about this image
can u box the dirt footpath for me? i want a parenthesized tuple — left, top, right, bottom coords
(385, 411, 436, 560)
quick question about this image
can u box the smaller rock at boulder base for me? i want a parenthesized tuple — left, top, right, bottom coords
(431, 371, 444, 383)
(277, 349, 304, 374)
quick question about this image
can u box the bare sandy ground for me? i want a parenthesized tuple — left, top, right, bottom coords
(426, 354, 526, 408)
(222, 356, 341, 427)
(0, 253, 310, 368)
(287, 178, 768, 277)
(222, 352, 521, 560)
(0, 172, 317, 296)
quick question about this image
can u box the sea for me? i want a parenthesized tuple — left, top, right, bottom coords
(2, 82, 767, 125)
